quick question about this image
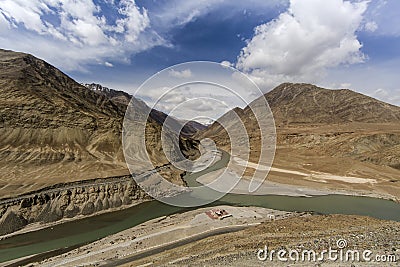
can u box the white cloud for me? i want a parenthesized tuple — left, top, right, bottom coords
(159, 94, 230, 122)
(369, 88, 400, 106)
(0, 0, 47, 33)
(136, 82, 236, 123)
(236, 0, 369, 90)
(0, 0, 163, 71)
(220, 60, 233, 68)
(340, 83, 352, 88)
(168, 69, 192, 79)
(362, 0, 400, 37)
(115, 0, 150, 43)
(363, 21, 378, 32)
(0, 12, 9, 33)
(0, 0, 291, 72)
(104, 61, 113, 67)
(148, 0, 288, 33)
(374, 88, 388, 97)
(149, 0, 223, 29)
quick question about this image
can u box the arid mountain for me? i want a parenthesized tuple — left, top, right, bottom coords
(266, 83, 400, 125)
(83, 83, 131, 106)
(198, 83, 400, 200)
(0, 49, 196, 199)
(83, 83, 206, 137)
(185, 120, 208, 131)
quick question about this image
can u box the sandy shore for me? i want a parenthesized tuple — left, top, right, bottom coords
(194, 154, 397, 201)
(196, 166, 394, 200)
(31, 206, 305, 267)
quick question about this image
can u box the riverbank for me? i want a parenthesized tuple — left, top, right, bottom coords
(1, 147, 395, 242)
(119, 213, 400, 266)
(191, 151, 398, 202)
(28, 206, 305, 266)
(0, 198, 150, 241)
(1, 147, 399, 265)
(196, 167, 396, 201)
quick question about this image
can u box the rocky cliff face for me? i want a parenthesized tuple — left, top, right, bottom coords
(83, 83, 132, 106)
(0, 176, 149, 236)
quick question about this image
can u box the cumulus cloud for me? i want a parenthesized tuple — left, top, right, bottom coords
(236, 0, 369, 90)
(168, 69, 192, 79)
(0, 0, 163, 70)
(0, 0, 290, 72)
(340, 83, 352, 88)
(160, 95, 230, 122)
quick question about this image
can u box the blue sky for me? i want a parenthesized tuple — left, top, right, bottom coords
(0, 0, 399, 113)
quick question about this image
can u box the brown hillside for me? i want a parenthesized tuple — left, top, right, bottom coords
(264, 83, 400, 125)
(0, 49, 196, 198)
(197, 83, 400, 200)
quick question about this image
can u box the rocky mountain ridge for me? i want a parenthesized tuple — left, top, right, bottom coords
(82, 82, 206, 136)
(0, 175, 148, 236)
(265, 83, 400, 125)
(198, 83, 400, 200)
(0, 49, 200, 235)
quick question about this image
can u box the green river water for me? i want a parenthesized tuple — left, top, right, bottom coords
(0, 151, 399, 263)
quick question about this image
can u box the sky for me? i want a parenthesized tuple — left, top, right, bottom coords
(0, 0, 399, 121)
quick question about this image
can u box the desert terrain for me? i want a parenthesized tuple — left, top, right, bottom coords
(119, 213, 399, 267)
(0, 49, 199, 236)
(198, 83, 400, 201)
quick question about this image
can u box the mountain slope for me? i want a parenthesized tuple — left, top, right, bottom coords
(198, 83, 400, 200)
(0, 49, 196, 198)
(83, 83, 206, 136)
(265, 83, 400, 125)
(83, 83, 131, 106)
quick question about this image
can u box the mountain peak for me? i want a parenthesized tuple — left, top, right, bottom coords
(264, 83, 400, 125)
(82, 83, 132, 106)
(0, 49, 28, 60)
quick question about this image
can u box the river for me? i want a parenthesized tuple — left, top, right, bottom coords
(1, 151, 399, 264)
